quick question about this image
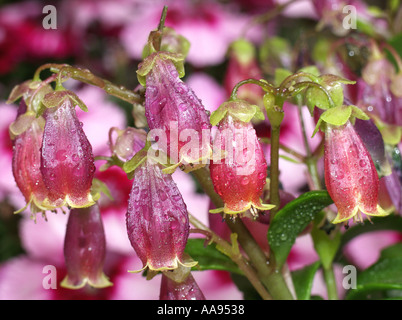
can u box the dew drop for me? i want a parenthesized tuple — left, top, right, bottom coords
(179, 103, 188, 111)
(241, 177, 249, 185)
(159, 191, 168, 201)
(359, 159, 366, 167)
(132, 186, 139, 195)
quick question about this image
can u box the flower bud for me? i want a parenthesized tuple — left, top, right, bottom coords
(160, 265, 205, 300)
(41, 96, 96, 208)
(209, 100, 274, 216)
(137, 52, 212, 172)
(61, 204, 112, 289)
(324, 121, 389, 223)
(126, 158, 196, 271)
(11, 101, 55, 216)
(109, 127, 147, 162)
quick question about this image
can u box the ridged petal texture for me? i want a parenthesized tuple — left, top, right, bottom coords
(324, 121, 389, 223)
(41, 97, 96, 208)
(61, 204, 112, 289)
(126, 158, 193, 271)
(144, 56, 211, 168)
(210, 116, 270, 215)
(160, 273, 206, 300)
(12, 116, 51, 213)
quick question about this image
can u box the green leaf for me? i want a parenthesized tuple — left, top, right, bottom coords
(346, 257, 402, 300)
(184, 238, 242, 275)
(291, 261, 321, 300)
(379, 243, 402, 260)
(267, 190, 334, 268)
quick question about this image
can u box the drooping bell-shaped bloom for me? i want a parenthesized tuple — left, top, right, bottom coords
(324, 121, 389, 223)
(109, 127, 147, 162)
(137, 52, 212, 172)
(61, 204, 112, 289)
(11, 101, 57, 216)
(126, 157, 196, 271)
(41, 96, 96, 208)
(160, 267, 206, 300)
(357, 42, 402, 145)
(209, 100, 274, 216)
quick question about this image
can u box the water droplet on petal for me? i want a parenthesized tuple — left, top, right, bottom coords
(241, 177, 249, 185)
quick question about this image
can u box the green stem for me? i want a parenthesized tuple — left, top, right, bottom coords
(323, 265, 338, 300)
(269, 123, 281, 218)
(34, 64, 143, 105)
(230, 78, 275, 100)
(297, 103, 339, 300)
(188, 213, 272, 300)
(191, 167, 294, 300)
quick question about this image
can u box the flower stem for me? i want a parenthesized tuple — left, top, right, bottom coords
(191, 167, 294, 300)
(188, 212, 272, 300)
(269, 123, 281, 217)
(323, 265, 338, 300)
(34, 64, 143, 105)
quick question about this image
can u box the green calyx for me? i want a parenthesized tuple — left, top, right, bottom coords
(306, 74, 355, 114)
(40, 89, 89, 117)
(312, 104, 370, 137)
(136, 52, 185, 87)
(210, 99, 265, 126)
(142, 27, 190, 61)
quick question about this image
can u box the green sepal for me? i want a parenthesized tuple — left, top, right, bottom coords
(320, 105, 352, 126)
(6, 80, 40, 104)
(142, 27, 190, 60)
(122, 140, 151, 177)
(210, 99, 264, 126)
(312, 105, 353, 138)
(136, 52, 185, 87)
(8, 111, 37, 139)
(306, 74, 355, 113)
(42, 90, 89, 113)
(91, 178, 114, 201)
(350, 105, 370, 120)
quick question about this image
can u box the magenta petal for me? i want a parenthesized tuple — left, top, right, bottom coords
(61, 204, 112, 289)
(210, 116, 268, 214)
(144, 56, 211, 167)
(160, 273, 206, 300)
(41, 97, 96, 208)
(126, 159, 191, 271)
(324, 121, 386, 223)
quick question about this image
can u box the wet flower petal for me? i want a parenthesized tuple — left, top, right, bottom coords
(41, 97, 96, 208)
(324, 121, 389, 223)
(61, 204, 112, 289)
(126, 158, 195, 271)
